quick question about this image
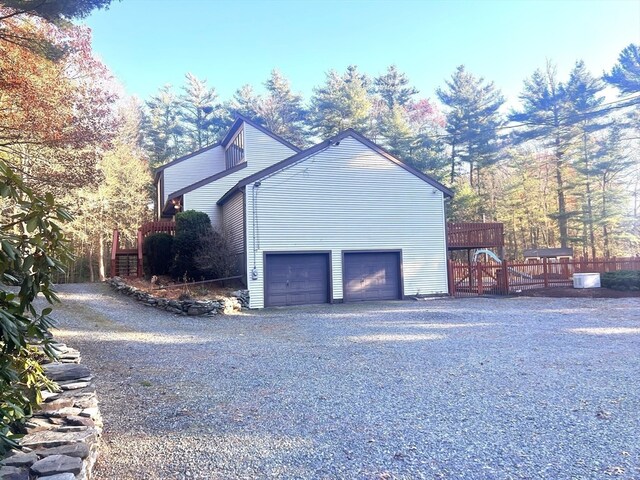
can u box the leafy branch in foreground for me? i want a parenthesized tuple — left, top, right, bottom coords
(0, 158, 72, 454)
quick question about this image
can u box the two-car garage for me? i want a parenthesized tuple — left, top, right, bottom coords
(264, 251, 402, 307)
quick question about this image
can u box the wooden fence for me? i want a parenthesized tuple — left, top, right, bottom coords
(449, 256, 640, 296)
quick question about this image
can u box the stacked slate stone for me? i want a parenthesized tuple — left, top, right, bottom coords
(107, 277, 248, 315)
(0, 344, 102, 480)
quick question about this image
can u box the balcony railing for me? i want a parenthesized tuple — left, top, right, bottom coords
(447, 222, 504, 249)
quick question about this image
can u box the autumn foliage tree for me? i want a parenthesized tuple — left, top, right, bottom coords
(0, 14, 118, 194)
(0, 0, 114, 453)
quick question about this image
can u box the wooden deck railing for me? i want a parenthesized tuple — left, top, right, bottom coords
(110, 221, 178, 278)
(139, 220, 176, 241)
(447, 222, 504, 249)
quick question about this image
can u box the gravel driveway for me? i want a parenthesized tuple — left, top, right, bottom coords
(49, 283, 640, 480)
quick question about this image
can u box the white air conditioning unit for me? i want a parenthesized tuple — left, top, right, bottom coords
(573, 272, 601, 289)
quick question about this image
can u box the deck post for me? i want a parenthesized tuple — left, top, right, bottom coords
(137, 229, 143, 278)
(448, 260, 455, 296)
(543, 257, 549, 288)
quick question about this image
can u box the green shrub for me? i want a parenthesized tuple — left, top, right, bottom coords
(601, 270, 640, 291)
(143, 233, 174, 277)
(171, 210, 212, 280)
(1, 159, 70, 454)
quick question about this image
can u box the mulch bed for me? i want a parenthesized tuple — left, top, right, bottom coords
(514, 287, 640, 298)
(122, 276, 244, 301)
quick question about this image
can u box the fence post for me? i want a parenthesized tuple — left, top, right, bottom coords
(543, 257, 549, 288)
(561, 258, 569, 279)
(448, 260, 455, 296)
(502, 260, 510, 295)
(477, 263, 484, 295)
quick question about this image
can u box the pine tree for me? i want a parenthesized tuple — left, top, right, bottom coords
(591, 125, 638, 256)
(142, 85, 183, 166)
(511, 62, 576, 248)
(179, 73, 226, 150)
(228, 84, 262, 121)
(374, 65, 418, 108)
(437, 65, 504, 217)
(604, 44, 640, 94)
(310, 65, 373, 138)
(261, 69, 307, 146)
(564, 60, 606, 258)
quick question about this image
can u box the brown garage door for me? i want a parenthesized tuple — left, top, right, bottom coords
(343, 252, 401, 302)
(265, 253, 330, 307)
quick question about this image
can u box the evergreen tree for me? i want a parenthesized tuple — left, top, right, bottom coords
(179, 73, 226, 150)
(436, 65, 504, 217)
(261, 69, 307, 146)
(142, 85, 184, 166)
(226, 72, 307, 146)
(604, 44, 640, 94)
(228, 84, 261, 121)
(511, 62, 576, 247)
(564, 60, 606, 258)
(592, 125, 638, 256)
(374, 65, 418, 108)
(379, 105, 415, 160)
(310, 65, 373, 138)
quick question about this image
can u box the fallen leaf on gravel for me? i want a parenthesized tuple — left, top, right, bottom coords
(603, 465, 625, 475)
(596, 409, 612, 420)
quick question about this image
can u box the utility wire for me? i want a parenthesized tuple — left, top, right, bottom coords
(426, 94, 640, 141)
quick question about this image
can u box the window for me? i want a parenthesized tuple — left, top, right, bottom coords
(225, 129, 245, 169)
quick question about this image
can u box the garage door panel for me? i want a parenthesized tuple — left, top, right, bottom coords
(344, 252, 401, 302)
(265, 253, 330, 307)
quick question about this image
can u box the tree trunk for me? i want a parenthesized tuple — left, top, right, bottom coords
(450, 143, 456, 184)
(602, 180, 610, 258)
(98, 231, 106, 281)
(583, 131, 597, 260)
(554, 136, 568, 248)
(88, 247, 95, 283)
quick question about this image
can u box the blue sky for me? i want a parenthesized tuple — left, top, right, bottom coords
(83, 0, 640, 106)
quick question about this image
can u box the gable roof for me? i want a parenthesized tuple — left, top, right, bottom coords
(161, 162, 248, 216)
(153, 142, 221, 182)
(217, 129, 454, 205)
(221, 114, 302, 153)
(154, 115, 301, 183)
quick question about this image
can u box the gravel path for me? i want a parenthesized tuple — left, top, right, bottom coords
(48, 283, 640, 479)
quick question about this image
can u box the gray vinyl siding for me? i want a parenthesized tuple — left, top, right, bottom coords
(245, 136, 449, 309)
(222, 190, 244, 254)
(221, 190, 245, 278)
(183, 123, 297, 228)
(162, 145, 225, 203)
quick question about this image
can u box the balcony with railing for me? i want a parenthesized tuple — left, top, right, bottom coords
(447, 222, 504, 250)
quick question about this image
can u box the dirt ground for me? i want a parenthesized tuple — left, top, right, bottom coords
(515, 286, 640, 298)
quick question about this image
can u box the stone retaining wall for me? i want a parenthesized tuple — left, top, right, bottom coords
(107, 277, 250, 315)
(0, 344, 102, 480)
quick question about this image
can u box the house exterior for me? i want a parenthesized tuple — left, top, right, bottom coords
(154, 116, 453, 309)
